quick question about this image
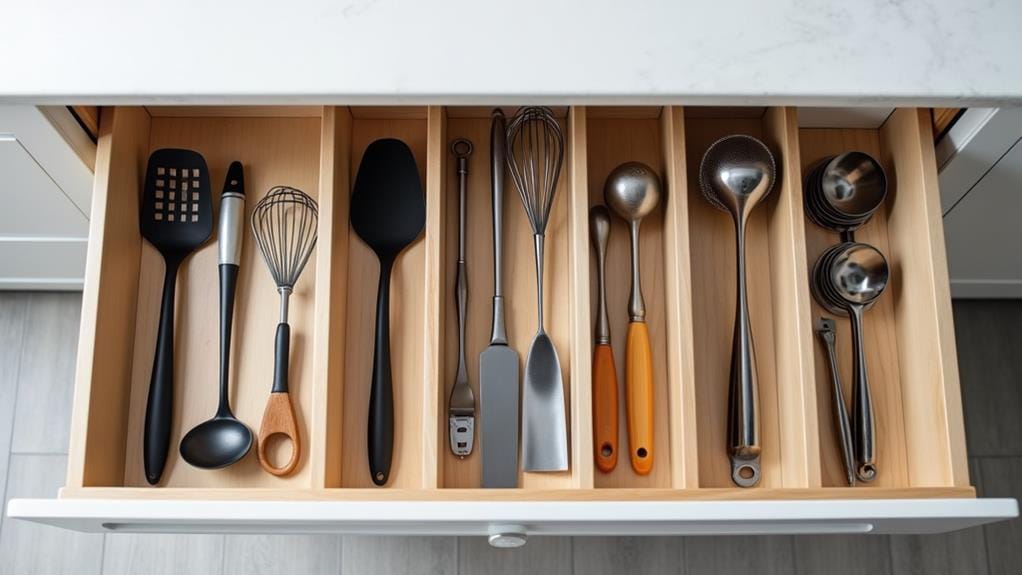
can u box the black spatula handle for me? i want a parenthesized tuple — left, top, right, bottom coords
(368, 258, 394, 486)
(144, 256, 181, 484)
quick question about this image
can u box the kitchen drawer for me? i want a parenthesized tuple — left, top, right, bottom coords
(7, 105, 1016, 543)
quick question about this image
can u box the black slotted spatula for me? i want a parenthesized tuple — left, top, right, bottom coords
(350, 138, 425, 486)
(139, 148, 213, 485)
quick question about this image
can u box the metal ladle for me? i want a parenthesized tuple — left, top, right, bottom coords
(604, 161, 661, 475)
(699, 135, 776, 488)
(814, 242, 889, 482)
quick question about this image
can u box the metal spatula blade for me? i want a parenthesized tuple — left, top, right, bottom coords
(522, 332, 568, 471)
(480, 343, 520, 486)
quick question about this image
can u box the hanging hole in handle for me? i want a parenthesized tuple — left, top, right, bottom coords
(450, 138, 474, 158)
(731, 459, 761, 487)
(601, 443, 613, 458)
(258, 431, 299, 477)
(857, 463, 878, 483)
(636, 447, 648, 459)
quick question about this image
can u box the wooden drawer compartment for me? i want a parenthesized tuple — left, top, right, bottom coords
(798, 110, 966, 489)
(51, 105, 987, 511)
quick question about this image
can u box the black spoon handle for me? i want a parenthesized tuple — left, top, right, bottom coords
(368, 259, 394, 486)
(144, 257, 181, 485)
(218, 263, 239, 413)
(272, 322, 290, 393)
(217, 167, 244, 414)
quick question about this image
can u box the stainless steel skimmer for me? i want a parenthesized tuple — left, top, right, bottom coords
(507, 106, 568, 472)
(448, 138, 476, 458)
(699, 134, 776, 488)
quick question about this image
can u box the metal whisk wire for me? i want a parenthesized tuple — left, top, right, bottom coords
(506, 107, 564, 235)
(251, 186, 318, 321)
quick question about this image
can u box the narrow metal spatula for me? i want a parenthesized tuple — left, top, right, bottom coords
(139, 148, 213, 485)
(480, 109, 520, 487)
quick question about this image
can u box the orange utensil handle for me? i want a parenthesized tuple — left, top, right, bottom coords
(626, 321, 654, 475)
(592, 343, 619, 473)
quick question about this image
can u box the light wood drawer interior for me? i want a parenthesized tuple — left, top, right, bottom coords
(62, 105, 971, 500)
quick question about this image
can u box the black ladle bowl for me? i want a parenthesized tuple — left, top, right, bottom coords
(180, 414, 253, 469)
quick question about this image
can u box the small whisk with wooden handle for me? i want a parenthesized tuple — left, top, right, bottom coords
(251, 186, 318, 476)
(507, 106, 568, 471)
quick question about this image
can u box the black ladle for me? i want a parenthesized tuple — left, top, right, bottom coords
(350, 138, 425, 486)
(180, 162, 253, 469)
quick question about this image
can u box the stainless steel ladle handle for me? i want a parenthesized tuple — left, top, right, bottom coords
(729, 218, 761, 487)
(848, 303, 878, 482)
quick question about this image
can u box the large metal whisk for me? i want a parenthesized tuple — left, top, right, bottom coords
(506, 106, 568, 471)
(250, 185, 318, 476)
(507, 106, 564, 332)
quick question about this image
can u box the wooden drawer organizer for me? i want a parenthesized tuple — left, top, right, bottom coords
(63, 105, 970, 500)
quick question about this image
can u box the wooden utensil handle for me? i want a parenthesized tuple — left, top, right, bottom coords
(592, 344, 619, 473)
(258, 322, 301, 476)
(626, 321, 654, 475)
(258, 391, 301, 476)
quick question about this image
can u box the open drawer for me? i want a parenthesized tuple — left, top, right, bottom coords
(7, 105, 1016, 544)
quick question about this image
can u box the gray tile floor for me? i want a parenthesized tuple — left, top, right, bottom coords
(0, 293, 1018, 574)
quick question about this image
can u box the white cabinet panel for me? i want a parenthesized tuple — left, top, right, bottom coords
(0, 138, 88, 237)
(0, 106, 93, 216)
(938, 108, 1022, 213)
(944, 138, 1022, 297)
(0, 105, 94, 289)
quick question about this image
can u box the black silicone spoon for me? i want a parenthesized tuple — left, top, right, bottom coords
(350, 138, 425, 486)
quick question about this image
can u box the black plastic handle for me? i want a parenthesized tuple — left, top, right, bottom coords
(217, 264, 239, 416)
(368, 258, 394, 486)
(272, 322, 290, 394)
(144, 256, 181, 485)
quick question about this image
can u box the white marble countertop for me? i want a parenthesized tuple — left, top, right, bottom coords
(3, 0, 1021, 106)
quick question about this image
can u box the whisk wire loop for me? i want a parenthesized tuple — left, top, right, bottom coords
(506, 106, 564, 236)
(251, 186, 319, 292)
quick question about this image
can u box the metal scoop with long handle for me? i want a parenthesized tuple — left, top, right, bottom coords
(589, 205, 619, 473)
(699, 135, 776, 488)
(605, 162, 661, 475)
(507, 107, 567, 472)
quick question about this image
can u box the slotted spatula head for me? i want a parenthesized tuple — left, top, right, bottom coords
(351, 139, 425, 258)
(140, 148, 214, 255)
